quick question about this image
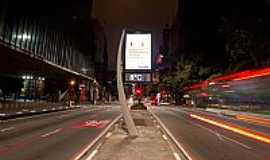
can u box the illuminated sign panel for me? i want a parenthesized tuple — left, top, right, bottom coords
(125, 33, 151, 70)
(125, 73, 151, 82)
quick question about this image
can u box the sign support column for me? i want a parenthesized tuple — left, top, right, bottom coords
(117, 29, 138, 137)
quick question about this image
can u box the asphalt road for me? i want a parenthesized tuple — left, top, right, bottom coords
(0, 106, 120, 160)
(185, 108, 270, 136)
(153, 106, 270, 160)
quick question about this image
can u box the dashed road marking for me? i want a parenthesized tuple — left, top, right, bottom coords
(0, 113, 6, 116)
(221, 134, 252, 150)
(85, 149, 98, 160)
(189, 119, 252, 149)
(41, 128, 62, 138)
(173, 152, 182, 160)
(162, 134, 168, 140)
(1, 127, 15, 132)
(105, 132, 112, 138)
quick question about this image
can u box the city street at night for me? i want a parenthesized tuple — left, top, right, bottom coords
(152, 106, 270, 160)
(1, 0, 270, 159)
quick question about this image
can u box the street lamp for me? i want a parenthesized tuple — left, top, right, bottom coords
(70, 80, 76, 86)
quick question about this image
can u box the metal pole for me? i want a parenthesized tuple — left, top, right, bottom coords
(117, 29, 138, 137)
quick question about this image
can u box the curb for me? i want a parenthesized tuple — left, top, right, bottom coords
(0, 105, 81, 121)
(235, 114, 270, 127)
(73, 114, 122, 160)
(147, 106, 193, 160)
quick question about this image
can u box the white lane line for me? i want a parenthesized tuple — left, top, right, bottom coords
(148, 107, 193, 160)
(59, 114, 70, 119)
(85, 150, 98, 160)
(30, 110, 36, 113)
(16, 112, 23, 114)
(1, 127, 15, 132)
(189, 119, 252, 149)
(173, 152, 182, 160)
(163, 134, 168, 140)
(41, 128, 62, 138)
(215, 132, 224, 141)
(105, 132, 112, 138)
(189, 121, 221, 138)
(220, 134, 252, 150)
(42, 109, 48, 112)
(0, 113, 6, 116)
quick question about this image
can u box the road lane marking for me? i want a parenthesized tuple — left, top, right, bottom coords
(41, 128, 62, 138)
(189, 120, 225, 141)
(148, 107, 193, 160)
(190, 114, 270, 144)
(105, 132, 112, 138)
(16, 112, 23, 114)
(220, 134, 252, 150)
(173, 152, 182, 160)
(1, 127, 14, 132)
(59, 114, 70, 119)
(214, 132, 224, 141)
(72, 115, 122, 160)
(85, 149, 98, 160)
(72, 120, 111, 129)
(163, 134, 168, 140)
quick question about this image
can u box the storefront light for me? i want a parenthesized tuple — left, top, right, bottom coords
(17, 33, 31, 40)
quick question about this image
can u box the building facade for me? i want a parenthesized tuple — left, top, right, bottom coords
(0, 0, 100, 102)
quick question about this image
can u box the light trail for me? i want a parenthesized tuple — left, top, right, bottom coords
(190, 114, 270, 144)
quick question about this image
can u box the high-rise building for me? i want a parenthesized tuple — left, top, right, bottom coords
(0, 0, 99, 102)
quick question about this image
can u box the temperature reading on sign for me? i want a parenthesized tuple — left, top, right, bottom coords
(130, 74, 143, 81)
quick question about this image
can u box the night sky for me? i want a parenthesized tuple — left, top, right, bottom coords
(92, 0, 270, 70)
(92, 0, 178, 70)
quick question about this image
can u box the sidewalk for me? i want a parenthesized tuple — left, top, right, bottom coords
(87, 110, 181, 160)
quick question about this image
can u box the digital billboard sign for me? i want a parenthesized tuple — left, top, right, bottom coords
(125, 33, 151, 70)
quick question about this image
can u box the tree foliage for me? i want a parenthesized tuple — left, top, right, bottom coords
(160, 55, 220, 94)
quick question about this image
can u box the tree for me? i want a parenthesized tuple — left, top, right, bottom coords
(160, 54, 218, 97)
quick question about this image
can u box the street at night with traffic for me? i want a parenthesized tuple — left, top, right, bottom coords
(1, 0, 270, 160)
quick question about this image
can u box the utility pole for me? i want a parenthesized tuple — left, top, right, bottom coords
(117, 29, 138, 137)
